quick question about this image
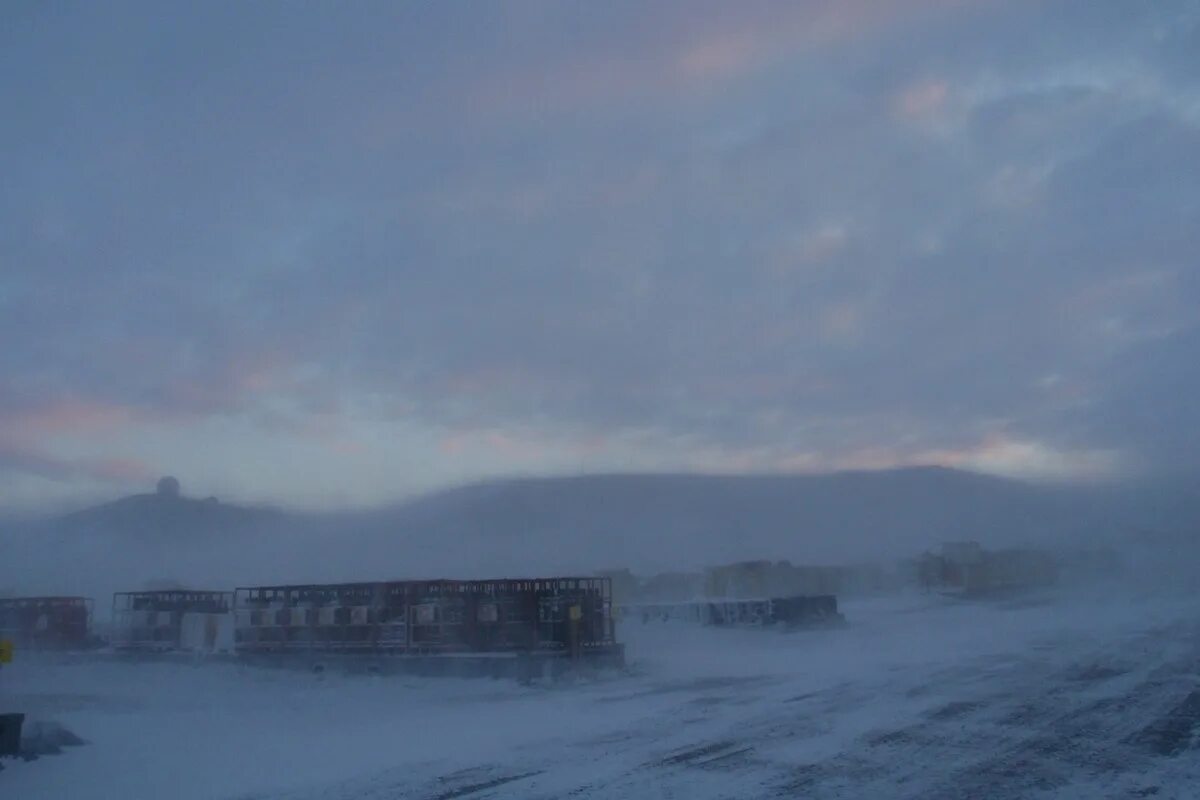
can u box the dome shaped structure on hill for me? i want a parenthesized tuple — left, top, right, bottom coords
(156, 476, 181, 497)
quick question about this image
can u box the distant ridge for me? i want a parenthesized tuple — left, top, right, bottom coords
(365, 466, 1097, 570)
(39, 466, 1098, 554)
(57, 477, 279, 537)
(2, 466, 1174, 602)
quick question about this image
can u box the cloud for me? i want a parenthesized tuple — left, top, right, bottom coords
(894, 78, 950, 120)
(2, 399, 136, 437)
(925, 436, 1121, 482)
(0, 440, 152, 485)
(1, 1, 1199, 507)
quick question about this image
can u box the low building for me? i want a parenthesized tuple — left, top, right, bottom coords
(0, 596, 93, 650)
(918, 542, 1058, 596)
(111, 590, 234, 652)
(618, 594, 843, 628)
(704, 560, 850, 598)
(231, 577, 621, 665)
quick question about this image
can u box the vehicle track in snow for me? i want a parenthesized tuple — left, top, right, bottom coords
(416, 613, 1200, 799)
(214, 594, 1200, 800)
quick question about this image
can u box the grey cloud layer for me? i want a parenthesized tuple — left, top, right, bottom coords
(2, 0, 1199, 501)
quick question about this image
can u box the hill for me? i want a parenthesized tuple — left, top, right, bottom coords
(59, 489, 279, 538)
(0, 467, 1169, 605)
(358, 467, 1108, 573)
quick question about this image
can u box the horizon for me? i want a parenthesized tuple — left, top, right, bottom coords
(4, 462, 1172, 520)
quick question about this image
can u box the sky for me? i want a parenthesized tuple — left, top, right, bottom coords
(1, 0, 1199, 511)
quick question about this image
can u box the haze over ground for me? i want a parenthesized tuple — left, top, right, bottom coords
(3, 468, 1197, 610)
(5, 7, 1200, 799)
(2, 1, 1199, 515)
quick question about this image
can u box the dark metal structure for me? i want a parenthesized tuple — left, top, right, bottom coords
(0, 596, 93, 650)
(619, 594, 843, 628)
(111, 590, 233, 651)
(0, 713, 23, 759)
(765, 594, 841, 626)
(232, 577, 619, 660)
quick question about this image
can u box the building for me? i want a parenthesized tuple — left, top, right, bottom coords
(918, 542, 1058, 596)
(617, 594, 843, 628)
(0, 596, 93, 650)
(111, 590, 234, 652)
(231, 577, 621, 665)
(704, 560, 850, 598)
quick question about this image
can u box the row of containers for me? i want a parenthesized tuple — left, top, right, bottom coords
(614, 595, 843, 627)
(0, 577, 624, 673)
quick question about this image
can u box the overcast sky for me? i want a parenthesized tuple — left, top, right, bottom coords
(2, 1, 1198, 510)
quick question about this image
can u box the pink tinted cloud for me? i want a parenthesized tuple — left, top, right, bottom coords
(0, 440, 152, 484)
(12, 398, 137, 436)
(684, 431, 1118, 483)
(439, 426, 610, 462)
(0, 350, 308, 480)
(327, 438, 369, 456)
(0, 397, 156, 485)
(675, 33, 763, 81)
(438, 429, 542, 459)
(667, 1, 982, 89)
(921, 434, 1119, 480)
(894, 78, 950, 119)
(468, 1, 980, 116)
(84, 456, 154, 482)
(159, 350, 303, 415)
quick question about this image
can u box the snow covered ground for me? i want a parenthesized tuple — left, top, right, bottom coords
(3, 588, 1200, 799)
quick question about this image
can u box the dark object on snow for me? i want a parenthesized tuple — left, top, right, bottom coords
(0, 713, 24, 757)
(769, 594, 842, 627)
(0, 597, 94, 651)
(701, 595, 844, 627)
(19, 720, 88, 757)
(622, 594, 844, 628)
